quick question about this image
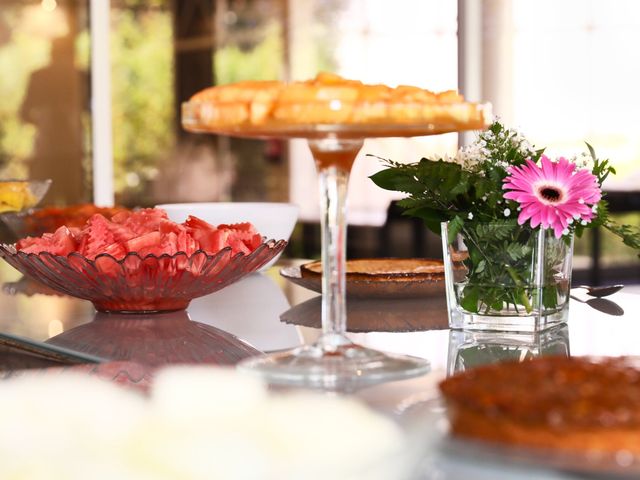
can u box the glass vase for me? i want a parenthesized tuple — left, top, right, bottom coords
(441, 221, 573, 332)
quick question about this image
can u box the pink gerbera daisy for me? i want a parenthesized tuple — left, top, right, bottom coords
(502, 155, 602, 238)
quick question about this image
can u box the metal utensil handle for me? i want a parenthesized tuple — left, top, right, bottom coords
(0, 332, 105, 365)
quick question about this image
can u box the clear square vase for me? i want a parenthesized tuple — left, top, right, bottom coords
(441, 221, 573, 332)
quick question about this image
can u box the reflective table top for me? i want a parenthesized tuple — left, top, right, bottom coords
(0, 259, 639, 479)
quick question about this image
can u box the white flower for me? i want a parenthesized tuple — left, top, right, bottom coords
(440, 153, 461, 165)
(572, 152, 595, 172)
(503, 208, 511, 217)
(455, 144, 486, 170)
(467, 212, 474, 220)
(454, 122, 536, 172)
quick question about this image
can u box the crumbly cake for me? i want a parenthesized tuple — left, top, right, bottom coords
(439, 356, 640, 454)
(184, 72, 488, 130)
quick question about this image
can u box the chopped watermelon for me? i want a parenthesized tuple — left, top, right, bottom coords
(17, 226, 77, 256)
(15, 207, 265, 261)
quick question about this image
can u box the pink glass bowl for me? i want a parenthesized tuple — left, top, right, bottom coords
(0, 239, 287, 313)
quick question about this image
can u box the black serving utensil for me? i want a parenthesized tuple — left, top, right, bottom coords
(576, 284, 624, 298)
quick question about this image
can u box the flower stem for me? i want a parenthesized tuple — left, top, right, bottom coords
(505, 265, 533, 313)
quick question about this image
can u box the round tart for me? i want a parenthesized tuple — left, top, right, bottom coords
(184, 73, 489, 132)
(279, 258, 445, 299)
(301, 258, 444, 279)
(439, 356, 640, 454)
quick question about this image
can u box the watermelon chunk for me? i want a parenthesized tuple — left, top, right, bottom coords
(14, 207, 264, 262)
(17, 226, 77, 256)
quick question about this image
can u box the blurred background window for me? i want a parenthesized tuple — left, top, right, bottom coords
(475, 0, 640, 282)
(0, 0, 90, 205)
(0, 0, 637, 280)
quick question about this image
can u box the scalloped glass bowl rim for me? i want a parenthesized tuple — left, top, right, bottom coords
(0, 244, 272, 264)
(0, 240, 285, 264)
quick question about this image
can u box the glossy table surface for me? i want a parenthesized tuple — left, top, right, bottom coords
(0, 259, 639, 479)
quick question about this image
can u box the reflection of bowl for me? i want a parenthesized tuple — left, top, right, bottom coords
(47, 310, 261, 366)
(0, 240, 287, 313)
(0, 179, 51, 214)
(157, 202, 298, 269)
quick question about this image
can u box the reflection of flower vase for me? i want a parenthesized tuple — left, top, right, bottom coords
(46, 310, 261, 367)
(446, 324, 570, 377)
(442, 221, 573, 332)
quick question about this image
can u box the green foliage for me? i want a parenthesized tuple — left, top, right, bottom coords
(370, 121, 534, 236)
(604, 222, 640, 257)
(587, 142, 616, 185)
(371, 121, 640, 264)
(450, 221, 566, 314)
(111, 8, 173, 196)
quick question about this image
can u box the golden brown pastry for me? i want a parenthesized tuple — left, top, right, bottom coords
(301, 258, 444, 278)
(439, 356, 640, 454)
(184, 73, 489, 131)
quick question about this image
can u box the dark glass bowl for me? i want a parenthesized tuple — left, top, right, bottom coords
(0, 239, 287, 313)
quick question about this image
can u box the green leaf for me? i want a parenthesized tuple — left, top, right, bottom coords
(468, 245, 483, 267)
(542, 286, 558, 309)
(475, 259, 486, 273)
(604, 221, 640, 257)
(505, 242, 531, 261)
(460, 286, 479, 312)
(369, 169, 423, 194)
(449, 173, 470, 196)
(447, 216, 464, 243)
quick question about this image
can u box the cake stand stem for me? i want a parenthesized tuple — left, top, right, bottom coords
(238, 135, 429, 390)
(310, 137, 359, 347)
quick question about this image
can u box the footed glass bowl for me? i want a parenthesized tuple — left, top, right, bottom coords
(0, 239, 287, 313)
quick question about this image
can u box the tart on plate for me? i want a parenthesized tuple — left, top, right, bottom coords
(281, 258, 445, 299)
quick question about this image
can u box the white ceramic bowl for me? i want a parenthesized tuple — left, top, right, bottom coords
(156, 202, 298, 270)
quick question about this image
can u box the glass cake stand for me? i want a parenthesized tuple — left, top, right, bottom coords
(182, 108, 491, 389)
